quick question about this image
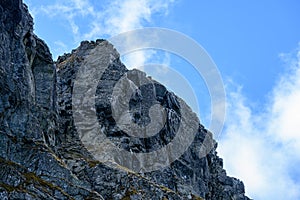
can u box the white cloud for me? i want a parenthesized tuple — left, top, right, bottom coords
(39, 0, 94, 18)
(105, 0, 151, 34)
(86, 0, 174, 37)
(123, 50, 171, 70)
(218, 46, 300, 200)
(88, 0, 174, 70)
(37, 0, 95, 40)
(122, 50, 154, 69)
(28, 0, 175, 66)
(268, 50, 300, 154)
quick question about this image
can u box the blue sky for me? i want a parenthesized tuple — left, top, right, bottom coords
(24, 0, 300, 199)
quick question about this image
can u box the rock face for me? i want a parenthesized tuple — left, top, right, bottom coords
(0, 1, 251, 200)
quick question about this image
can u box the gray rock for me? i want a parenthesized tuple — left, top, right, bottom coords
(0, 1, 251, 199)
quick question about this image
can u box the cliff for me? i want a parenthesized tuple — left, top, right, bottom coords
(0, 1, 250, 199)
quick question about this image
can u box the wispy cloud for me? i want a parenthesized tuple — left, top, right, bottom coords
(28, 0, 175, 66)
(219, 45, 300, 199)
(83, 0, 175, 70)
(36, 0, 96, 42)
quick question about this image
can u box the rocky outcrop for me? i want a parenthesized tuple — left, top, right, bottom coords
(0, 1, 102, 199)
(0, 1, 251, 199)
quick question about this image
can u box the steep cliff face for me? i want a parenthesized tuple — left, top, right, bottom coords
(0, 1, 103, 199)
(0, 1, 250, 199)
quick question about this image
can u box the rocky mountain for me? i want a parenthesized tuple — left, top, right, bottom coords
(0, 1, 251, 199)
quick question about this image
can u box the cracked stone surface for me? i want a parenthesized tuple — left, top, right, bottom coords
(0, 1, 251, 199)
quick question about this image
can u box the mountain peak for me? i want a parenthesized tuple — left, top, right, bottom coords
(0, 1, 250, 199)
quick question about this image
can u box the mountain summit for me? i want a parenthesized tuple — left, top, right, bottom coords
(0, 1, 250, 199)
